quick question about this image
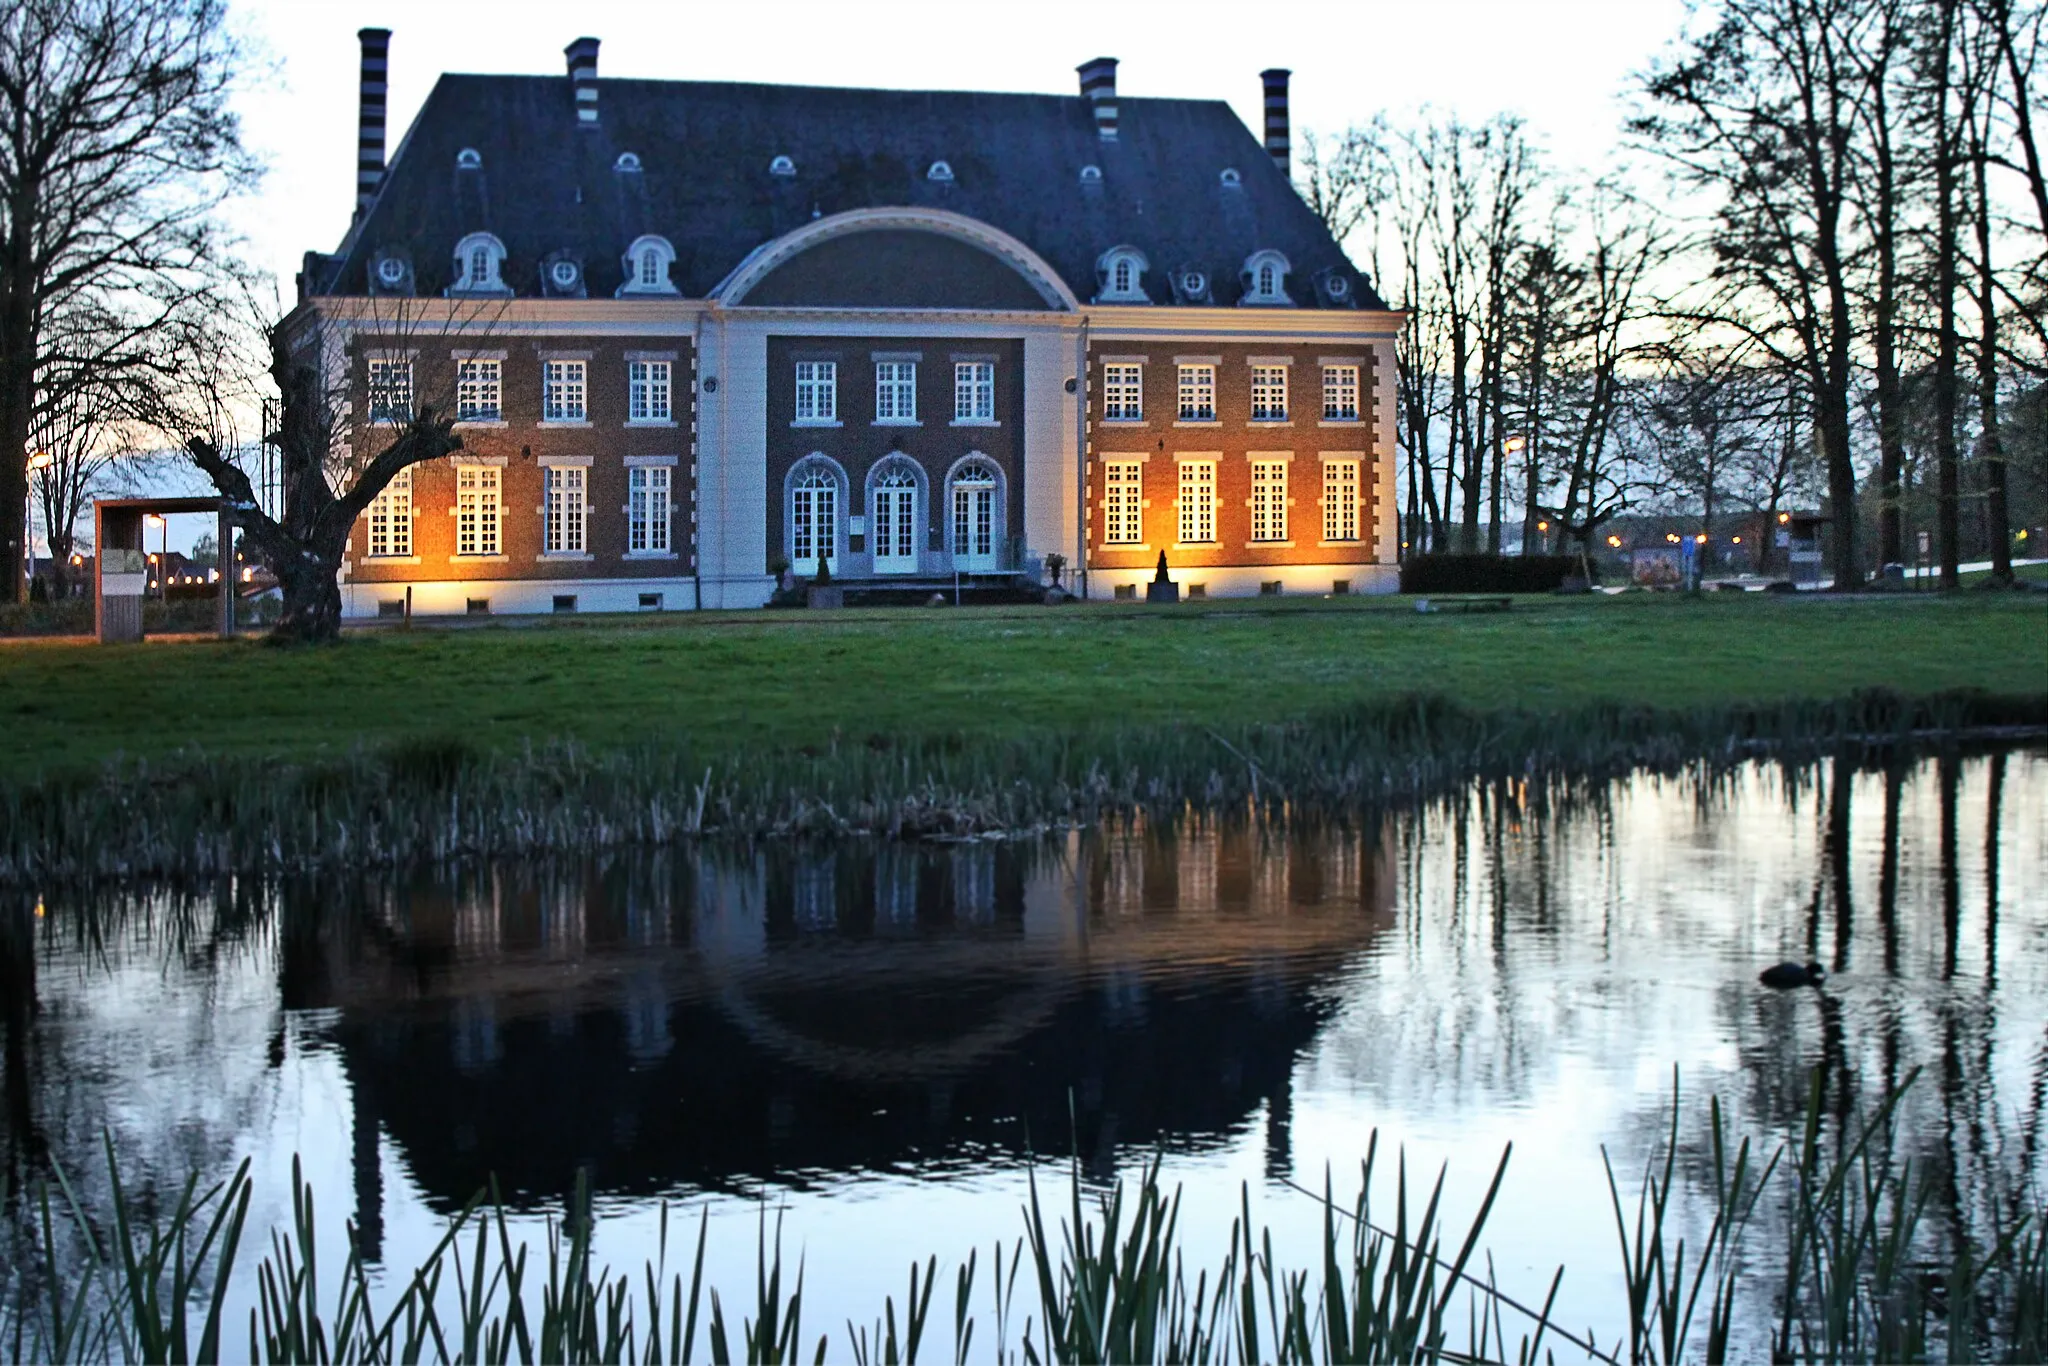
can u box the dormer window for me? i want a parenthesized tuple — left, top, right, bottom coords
(1095, 246, 1149, 303)
(456, 148, 482, 170)
(375, 256, 407, 288)
(1219, 167, 1242, 187)
(617, 234, 679, 296)
(549, 259, 580, 289)
(614, 152, 642, 172)
(927, 160, 954, 182)
(448, 232, 509, 296)
(1241, 250, 1292, 305)
(769, 154, 796, 177)
(1080, 164, 1102, 184)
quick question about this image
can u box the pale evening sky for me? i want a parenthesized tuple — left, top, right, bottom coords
(228, 0, 1690, 294)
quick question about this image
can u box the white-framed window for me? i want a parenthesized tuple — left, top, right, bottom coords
(618, 235, 679, 296)
(1103, 460, 1143, 545)
(366, 466, 411, 557)
(795, 361, 837, 422)
(1103, 363, 1143, 421)
(457, 359, 501, 422)
(790, 464, 840, 572)
(1323, 458, 1361, 542)
(543, 360, 587, 422)
(544, 465, 587, 554)
(1097, 246, 1149, 302)
(1251, 366, 1288, 421)
(954, 362, 994, 422)
(1242, 250, 1291, 304)
(450, 232, 508, 294)
(950, 458, 1000, 564)
(629, 360, 672, 422)
(367, 358, 412, 422)
(456, 465, 501, 556)
(875, 361, 917, 422)
(1177, 460, 1215, 544)
(629, 465, 671, 553)
(1323, 365, 1361, 420)
(1177, 365, 1216, 421)
(1251, 460, 1288, 542)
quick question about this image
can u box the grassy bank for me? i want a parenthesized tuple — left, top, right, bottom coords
(0, 594, 2042, 884)
(4, 593, 2043, 772)
(6, 1073, 2044, 1363)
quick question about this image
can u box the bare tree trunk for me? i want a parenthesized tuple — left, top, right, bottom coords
(0, 208, 31, 601)
(1867, 4, 1909, 570)
(1970, 28, 2013, 583)
(1934, 0, 1963, 590)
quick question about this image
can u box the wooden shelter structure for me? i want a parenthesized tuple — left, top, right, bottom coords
(93, 497, 236, 643)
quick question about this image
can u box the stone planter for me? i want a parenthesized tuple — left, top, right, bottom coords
(1145, 581, 1179, 604)
(806, 585, 844, 609)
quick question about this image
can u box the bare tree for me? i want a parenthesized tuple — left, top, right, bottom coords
(0, 0, 255, 602)
(26, 380, 129, 596)
(1635, 0, 1874, 588)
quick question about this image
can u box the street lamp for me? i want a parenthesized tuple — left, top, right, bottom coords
(22, 451, 52, 587)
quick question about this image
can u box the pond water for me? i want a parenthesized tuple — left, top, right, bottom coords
(4, 747, 2046, 1356)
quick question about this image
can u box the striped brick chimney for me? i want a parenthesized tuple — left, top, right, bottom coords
(1077, 57, 1118, 141)
(566, 37, 600, 126)
(1261, 68, 1291, 175)
(355, 28, 391, 220)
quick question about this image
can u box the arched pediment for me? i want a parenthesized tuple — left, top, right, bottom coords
(714, 208, 1077, 311)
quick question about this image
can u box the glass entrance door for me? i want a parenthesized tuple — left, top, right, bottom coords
(950, 462, 999, 571)
(871, 470, 918, 575)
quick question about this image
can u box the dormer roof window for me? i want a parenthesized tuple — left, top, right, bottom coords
(1096, 246, 1149, 303)
(1080, 164, 1102, 184)
(769, 154, 796, 177)
(456, 148, 482, 170)
(927, 160, 954, 182)
(1219, 167, 1242, 188)
(617, 234, 679, 296)
(614, 152, 642, 172)
(1240, 249, 1292, 305)
(448, 232, 510, 296)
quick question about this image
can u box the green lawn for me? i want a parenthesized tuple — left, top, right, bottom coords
(3, 592, 2044, 777)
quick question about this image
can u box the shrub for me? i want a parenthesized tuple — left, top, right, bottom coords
(1400, 554, 1594, 594)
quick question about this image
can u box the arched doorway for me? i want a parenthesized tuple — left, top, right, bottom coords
(789, 460, 842, 578)
(948, 457, 1002, 572)
(868, 459, 921, 575)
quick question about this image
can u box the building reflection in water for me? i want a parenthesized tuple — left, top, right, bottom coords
(282, 820, 1397, 1252)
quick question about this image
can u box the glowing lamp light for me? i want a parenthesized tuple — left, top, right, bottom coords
(242, 568, 254, 582)
(147, 552, 159, 562)
(27, 450, 53, 471)
(1503, 436, 1527, 455)
(1695, 534, 1707, 545)
(1607, 535, 1621, 548)
(1666, 533, 1679, 544)
(1732, 536, 1742, 544)
(1778, 512, 1791, 524)
(145, 513, 165, 528)
(1537, 520, 1549, 533)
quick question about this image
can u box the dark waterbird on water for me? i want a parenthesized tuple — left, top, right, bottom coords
(1760, 960, 1826, 988)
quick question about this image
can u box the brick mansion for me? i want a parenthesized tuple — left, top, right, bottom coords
(293, 32, 1399, 615)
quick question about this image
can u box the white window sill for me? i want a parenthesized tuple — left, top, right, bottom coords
(538, 552, 594, 562)
(791, 418, 843, 428)
(872, 418, 921, 428)
(625, 551, 681, 560)
(1100, 418, 1148, 426)
(450, 554, 509, 564)
(361, 555, 421, 565)
(1172, 541, 1219, 550)
(454, 418, 507, 429)
(1248, 540, 1296, 549)
(1318, 418, 1364, 427)
(1318, 539, 1365, 548)
(1249, 419, 1293, 428)
(950, 417, 1000, 428)
(1098, 542, 1151, 552)
(626, 418, 677, 428)
(1174, 419, 1220, 428)
(537, 419, 592, 429)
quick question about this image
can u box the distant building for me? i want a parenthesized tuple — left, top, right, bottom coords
(289, 33, 1399, 616)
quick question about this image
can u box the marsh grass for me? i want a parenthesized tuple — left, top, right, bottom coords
(6, 1072, 2046, 1364)
(3, 690, 2040, 886)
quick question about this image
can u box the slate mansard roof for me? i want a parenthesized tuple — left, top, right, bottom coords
(307, 72, 1385, 310)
